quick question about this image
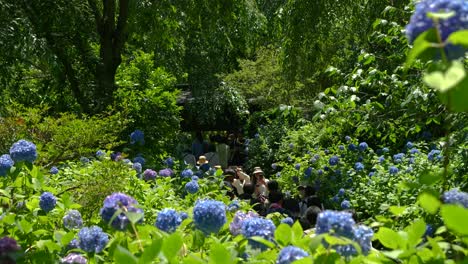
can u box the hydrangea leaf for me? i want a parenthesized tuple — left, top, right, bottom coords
(376, 227, 404, 249)
(418, 193, 441, 214)
(406, 29, 438, 67)
(404, 219, 426, 247)
(114, 245, 138, 264)
(441, 205, 468, 236)
(275, 223, 292, 246)
(209, 242, 233, 264)
(126, 211, 144, 225)
(139, 237, 163, 264)
(426, 11, 455, 20)
(162, 232, 183, 260)
(389, 206, 406, 216)
(447, 30, 468, 48)
(439, 75, 468, 112)
(423, 61, 466, 93)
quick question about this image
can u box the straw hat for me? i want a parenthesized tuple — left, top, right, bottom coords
(197, 155, 209, 165)
(253, 167, 264, 175)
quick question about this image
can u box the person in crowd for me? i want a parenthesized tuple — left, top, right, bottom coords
(283, 198, 301, 220)
(266, 191, 292, 217)
(215, 134, 229, 168)
(239, 183, 266, 215)
(299, 185, 322, 217)
(182, 149, 196, 167)
(267, 180, 279, 194)
(300, 206, 322, 235)
(204, 143, 220, 168)
(251, 167, 269, 199)
(197, 155, 211, 172)
(223, 169, 238, 199)
(192, 131, 208, 159)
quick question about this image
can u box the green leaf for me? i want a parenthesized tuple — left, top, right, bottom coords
(406, 29, 438, 67)
(447, 30, 468, 47)
(439, 75, 468, 112)
(376, 227, 404, 249)
(209, 242, 233, 264)
(418, 169, 442, 185)
(275, 224, 292, 246)
(424, 61, 466, 93)
(389, 206, 406, 216)
(405, 219, 426, 247)
(418, 193, 441, 214)
(18, 218, 33, 234)
(291, 221, 303, 242)
(126, 211, 144, 224)
(162, 232, 183, 260)
(139, 237, 163, 264)
(441, 205, 468, 236)
(114, 245, 138, 264)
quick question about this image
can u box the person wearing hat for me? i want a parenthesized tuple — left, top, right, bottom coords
(197, 155, 210, 172)
(251, 167, 269, 199)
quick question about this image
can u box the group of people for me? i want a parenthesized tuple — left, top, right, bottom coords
(222, 166, 328, 231)
(184, 131, 246, 168)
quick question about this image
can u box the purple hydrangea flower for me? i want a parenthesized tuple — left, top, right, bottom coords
(99, 193, 144, 230)
(60, 253, 88, 264)
(229, 211, 258, 236)
(143, 169, 157, 181)
(9, 139, 37, 163)
(159, 168, 174, 177)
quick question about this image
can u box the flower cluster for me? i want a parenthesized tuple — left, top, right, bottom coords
(50, 166, 59, 175)
(78, 226, 109, 253)
(63, 210, 83, 229)
(143, 169, 157, 181)
(185, 180, 199, 194)
(133, 156, 145, 166)
(60, 253, 87, 264)
(442, 189, 468, 208)
(329, 156, 339, 166)
(281, 217, 294, 226)
(130, 130, 145, 145)
(181, 169, 194, 178)
(0, 154, 14, 177)
(39, 192, 57, 213)
(132, 162, 142, 173)
(354, 162, 364, 171)
(165, 157, 174, 168)
(9, 139, 37, 163)
(0, 236, 21, 263)
(341, 200, 351, 209)
(389, 166, 399, 175)
(159, 168, 173, 177)
(358, 142, 368, 151)
(99, 193, 144, 230)
(241, 217, 276, 250)
(155, 208, 184, 233)
(428, 149, 442, 161)
(193, 199, 226, 235)
(316, 210, 374, 256)
(276, 246, 309, 264)
(96, 150, 105, 158)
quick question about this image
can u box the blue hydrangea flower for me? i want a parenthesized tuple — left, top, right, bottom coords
(155, 208, 183, 233)
(428, 149, 442, 161)
(324, 149, 330, 154)
(304, 167, 313, 178)
(241, 217, 276, 250)
(130, 130, 144, 145)
(227, 200, 241, 212)
(338, 188, 345, 196)
(393, 153, 405, 163)
(40, 192, 57, 213)
(442, 189, 468, 208)
(332, 195, 340, 203)
(409, 148, 420, 155)
(329, 156, 339, 166)
(389, 166, 399, 175)
(317, 169, 323, 176)
(165, 157, 174, 168)
(191, 175, 199, 181)
(406, 0, 468, 48)
(354, 162, 364, 171)
(294, 163, 301, 170)
(369, 172, 375, 177)
(281, 217, 294, 226)
(289, 143, 294, 149)
(63, 210, 83, 229)
(0, 154, 14, 177)
(406, 142, 414, 149)
(357, 156, 364, 162)
(133, 156, 145, 166)
(181, 169, 194, 178)
(80, 157, 90, 164)
(96, 150, 105, 158)
(276, 246, 309, 264)
(341, 200, 351, 209)
(424, 224, 434, 238)
(78, 226, 108, 253)
(67, 239, 80, 250)
(229, 211, 258, 236)
(378, 156, 385, 163)
(271, 163, 278, 170)
(382, 147, 389, 153)
(132, 162, 142, 173)
(60, 253, 87, 264)
(185, 180, 199, 194)
(193, 199, 226, 235)
(353, 225, 374, 255)
(50, 166, 59, 175)
(143, 169, 157, 181)
(180, 212, 189, 220)
(159, 168, 173, 177)
(339, 145, 345, 151)
(348, 144, 357, 151)
(345, 136, 351, 141)
(316, 210, 355, 238)
(358, 142, 368, 151)
(99, 193, 144, 231)
(408, 157, 415, 164)
(9, 139, 37, 163)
